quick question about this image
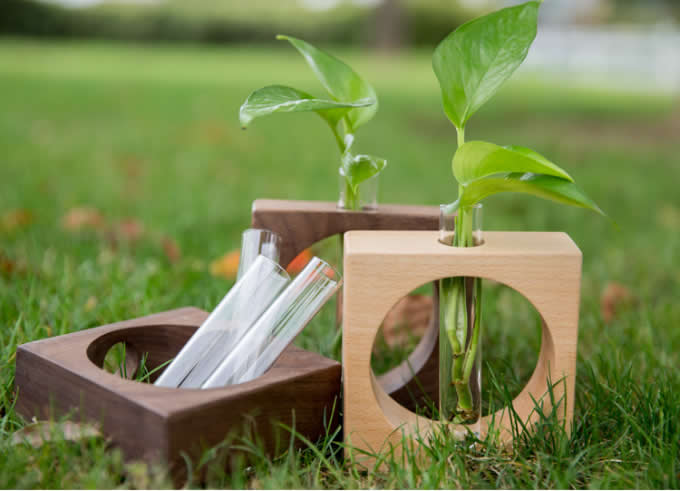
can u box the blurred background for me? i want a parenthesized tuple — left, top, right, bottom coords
(3, 0, 680, 94)
(1, 0, 679, 418)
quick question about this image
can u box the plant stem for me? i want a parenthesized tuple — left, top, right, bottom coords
(461, 279, 482, 383)
(332, 125, 345, 151)
(442, 277, 463, 356)
(451, 206, 474, 413)
(334, 121, 361, 210)
(439, 124, 482, 421)
(344, 179, 360, 210)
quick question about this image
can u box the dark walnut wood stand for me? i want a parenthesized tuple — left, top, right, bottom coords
(14, 198, 444, 479)
(15, 307, 341, 478)
(251, 199, 441, 409)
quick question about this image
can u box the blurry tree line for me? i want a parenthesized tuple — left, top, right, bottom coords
(1, 0, 677, 47)
(0, 0, 470, 47)
(611, 0, 680, 23)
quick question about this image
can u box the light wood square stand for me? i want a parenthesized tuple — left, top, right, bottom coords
(342, 231, 582, 460)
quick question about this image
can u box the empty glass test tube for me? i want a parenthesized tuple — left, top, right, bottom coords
(176, 229, 282, 388)
(237, 229, 281, 280)
(154, 255, 290, 388)
(201, 257, 341, 389)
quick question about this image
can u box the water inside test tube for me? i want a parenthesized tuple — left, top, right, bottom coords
(201, 257, 341, 389)
(154, 255, 290, 388)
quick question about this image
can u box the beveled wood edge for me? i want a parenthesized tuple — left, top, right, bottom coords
(250, 199, 442, 267)
(369, 319, 556, 442)
(19, 307, 208, 350)
(16, 307, 342, 419)
(344, 231, 583, 257)
(252, 199, 441, 218)
(165, 349, 341, 423)
(375, 298, 438, 394)
(15, 346, 166, 419)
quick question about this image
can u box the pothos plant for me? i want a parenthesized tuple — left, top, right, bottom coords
(239, 35, 386, 211)
(433, 0, 604, 424)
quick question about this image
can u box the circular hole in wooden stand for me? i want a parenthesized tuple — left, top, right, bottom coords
(371, 278, 541, 420)
(87, 324, 195, 384)
(102, 342, 140, 380)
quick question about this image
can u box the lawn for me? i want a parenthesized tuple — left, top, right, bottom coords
(1, 38, 679, 488)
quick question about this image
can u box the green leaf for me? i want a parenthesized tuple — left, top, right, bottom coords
(453, 141, 573, 185)
(239, 85, 373, 129)
(341, 152, 387, 192)
(432, 1, 540, 129)
(277, 35, 378, 131)
(456, 172, 605, 215)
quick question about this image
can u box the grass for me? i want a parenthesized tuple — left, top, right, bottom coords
(1, 38, 679, 488)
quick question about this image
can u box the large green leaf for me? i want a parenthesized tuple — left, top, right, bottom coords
(455, 172, 604, 215)
(453, 141, 573, 185)
(432, 1, 540, 129)
(239, 85, 373, 129)
(277, 35, 378, 131)
(341, 152, 387, 192)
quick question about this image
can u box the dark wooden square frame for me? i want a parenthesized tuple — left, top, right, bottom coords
(15, 307, 341, 472)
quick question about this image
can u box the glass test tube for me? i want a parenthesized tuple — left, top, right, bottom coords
(154, 255, 290, 388)
(237, 229, 282, 280)
(201, 257, 341, 389)
(176, 229, 283, 388)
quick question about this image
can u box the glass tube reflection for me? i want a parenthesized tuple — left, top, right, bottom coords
(155, 255, 290, 388)
(201, 257, 341, 389)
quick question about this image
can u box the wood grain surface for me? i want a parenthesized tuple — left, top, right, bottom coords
(15, 307, 341, 478)
(342, 231, 582, 464)
(251, 199, 441, 267)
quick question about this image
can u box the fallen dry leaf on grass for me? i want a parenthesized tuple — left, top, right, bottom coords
(601, 282, 635, 323)
(116, 154, 144, 181)
(381, 294, 433, 347)
(1, 209, 33, 232)
(161, 237, 181, 264)
(84, 296, 98, 312)
(104, 218, 146, 249)
(113, 218, 145, 242)
(182, 120, 230, 145)
(61, 207, 184, 267)
(210, 250, 240, 279)
(0, 252, 25, 277)
(11, 421, 103, 448)
(286, 249, 313, 275)
(61, 207, 105, 231)
(0, 253, 17, 276)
